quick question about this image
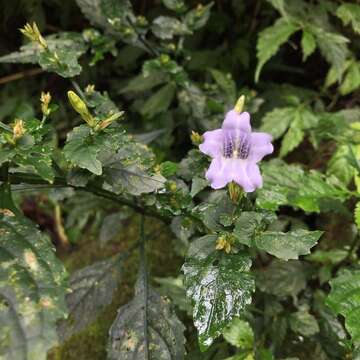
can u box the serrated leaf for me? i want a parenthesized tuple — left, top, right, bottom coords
(140, 83, 176, 119)
(313, 28, 349, 80)
(234, 212, 321, 260)
(58, 254, 127, 341)
(152, 16, 190, 39)
(336, 3, 360, 35)
(223, 318, 254, 349)
(260, 107, 294, 140)
(182, 235, 254, 350)
(327, 269, 360, 346)
(0, 32, 86, 64)
(327, 145, 356, 186)
(257, 160, 350, 212)
(107, 269, 186, 359)
(280, 126, 304, 157)
(301, 30, 316, 61)
(256, 260, 307, 298)
(255, 18, 298, 82)
(355, 202, 360, 230)
(184, 3, 213, 31)
(209, 69, 236, 105)
(289, 309, 319, 337)
(340, 61, 360, 95)
(63, 125, 104, 175)
(0, 214, 67, 360)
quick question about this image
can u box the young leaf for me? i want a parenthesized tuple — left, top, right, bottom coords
(222, 318, 254, 349)
(255, 18, 299, 82)
(336, 3, 360, 35)
(58, 253, 129, 341)
(151, 16, 190, 39)
(301, 29, 317, 61)
(107, 269, 186, 359)
(182, 235, 254, 350)
(327, 269, 360, 346)
(0, 214, 67, 359)
(184, 3, 214, 31)
(64, 125, 104, 175)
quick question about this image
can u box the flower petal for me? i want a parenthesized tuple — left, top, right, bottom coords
(199, 129, 223, 158)
(249, 132, 274, 162)
(233, 160, 263, 192)
(205, 157, 232, 189)
(222, 110, 251, 132)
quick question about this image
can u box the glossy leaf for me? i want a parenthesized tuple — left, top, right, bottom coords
(182, 235, 254, 350)
(327, 269, 360, 345)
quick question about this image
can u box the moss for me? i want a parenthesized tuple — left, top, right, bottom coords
(48, 214, 182, 359)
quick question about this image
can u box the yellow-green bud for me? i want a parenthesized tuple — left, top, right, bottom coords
(191, 130, 203, 146)
(67, 91, 96, 127)
(20, 22, 47, 49)
(13, 119, 25, 140)
(40, 91, 52, 116)
(215, 235, 232, 253)
(234, 95, 245, 114)
(228, 181, 244, 203)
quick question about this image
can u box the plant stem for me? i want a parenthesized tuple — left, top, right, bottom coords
(1, 171, 170, 223)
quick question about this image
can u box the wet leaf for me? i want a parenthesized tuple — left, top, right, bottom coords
(182, 235, 254, 350)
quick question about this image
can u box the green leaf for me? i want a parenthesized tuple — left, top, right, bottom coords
(182, 235, 254, 350)
(257, 160, 350, 212)
(0, 32, 87, 65)
(339, 61, 360, 95)
(58, 253, 128, 341)
(260, 107, 294, 140)
(190, 177, 208, 197)
(0, 214, 67, 359)
(209, 69, 236, 105)
(223, 318, 254, 349)
(301, 30, 316, 61)
(184, 3, 214, 31)
(336, 3, 360, 35)
(327, 145, 356, 186)
(234, 212, 322, 260)
(289, 309, 320, 337)
(121, 72, 167, 94)
(162, 0, 186, 12)
(256, 260, 307, 298)
(100, 212, 129, 245)
(313, 28, 349, 80)
(107, 269, 186, 359)
(63, 125, 104, 175)
(279, 126, 304, 157)
(327, 269, 360, 346)
(266, 0, 286, 16)
(151, 16, 190, 39)
(255, 18, 298, 82)
(140, 83, 176, 118)
(355, 202, 360, 230)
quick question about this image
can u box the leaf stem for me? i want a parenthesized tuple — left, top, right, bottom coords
(1, 171, 170, 223)
(139, 214, 150, 359)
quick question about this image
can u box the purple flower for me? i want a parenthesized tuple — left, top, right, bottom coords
(199, 110, 273, 192)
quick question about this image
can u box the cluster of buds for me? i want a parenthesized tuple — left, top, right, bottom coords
(67, 90, 123, 130)
(20, 22, 47, 49)
(215, 234, 233, 254)
(40, 92, 52, 117)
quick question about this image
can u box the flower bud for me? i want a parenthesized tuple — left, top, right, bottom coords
(215, 235, 232, 253)
(20, 22, 47, 49)
(13, 119, 25, 140)
(234, 95, 245, 114)
(191, 131, 203, 145)
(228, 181, 244, 203)
(67, 91, 95, 127)
(40, 91, 52, 116)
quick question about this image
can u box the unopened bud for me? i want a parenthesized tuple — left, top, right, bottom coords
(215, 235, 232, 253)
(191, 131, 203, 145)
(228, 181, 244, 203)
(234, 95, 245, 114)
(40, 91, 52, 116)
(13, 119, 25, 139)
(85, 84, 95, 94)
(67, 90, 95, 127)
(20, 22, 47, 49)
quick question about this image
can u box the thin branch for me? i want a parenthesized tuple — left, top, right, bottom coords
(0, 68, 43, 86)
(139, 214, 150, 359)
(1, 171, 170, 223)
